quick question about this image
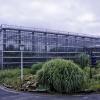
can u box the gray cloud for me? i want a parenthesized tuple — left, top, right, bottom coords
(0, 0, 100, 36)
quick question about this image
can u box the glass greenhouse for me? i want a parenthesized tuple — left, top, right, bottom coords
(0, 24, 100, 68)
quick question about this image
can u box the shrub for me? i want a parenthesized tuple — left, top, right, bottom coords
(79, 53, 90, 69)
(94, 68, 100, 75)
(96, 60, 100, 68)
(83, 67, 97, 78)
(36, 59, 87, 94)
(85, 78, 100, 91)
(93, 74, 100, 80)
(89, 84, 100, 91)
(31, 62, 44, 75)
(83, 67, 90, 76)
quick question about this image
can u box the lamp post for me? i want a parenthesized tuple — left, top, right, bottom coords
(1, 50, 3, 70)
(19, 44, 25, 81)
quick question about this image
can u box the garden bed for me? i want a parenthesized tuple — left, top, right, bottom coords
(0, 59, 100, 95)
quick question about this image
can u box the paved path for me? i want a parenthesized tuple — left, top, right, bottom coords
(0, 87, 100, 100)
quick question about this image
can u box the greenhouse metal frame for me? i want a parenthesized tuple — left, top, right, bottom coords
(0, 24, 100, 68)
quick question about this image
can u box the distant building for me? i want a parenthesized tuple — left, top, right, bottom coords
(0, 24, 100, 68)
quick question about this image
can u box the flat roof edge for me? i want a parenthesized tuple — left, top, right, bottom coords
(1, 24, 100, 39)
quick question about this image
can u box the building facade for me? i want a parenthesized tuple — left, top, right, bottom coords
(0, 24, 100, 68)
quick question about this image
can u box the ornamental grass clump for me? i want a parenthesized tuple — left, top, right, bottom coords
(36, 59, 87, 94)
(31, 62, 44, 75)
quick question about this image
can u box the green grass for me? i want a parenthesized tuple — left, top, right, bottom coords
(0, 68, 32, 90)
(0, 68, 31, 81)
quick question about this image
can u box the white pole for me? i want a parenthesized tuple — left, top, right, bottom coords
(1, 50, 3, 70)
(21, 50, 23, 81)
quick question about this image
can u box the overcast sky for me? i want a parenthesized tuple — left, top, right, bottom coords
(0, 0, 100, 36)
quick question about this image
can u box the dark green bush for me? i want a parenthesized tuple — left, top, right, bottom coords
(31, 62, 44, 75)
(36, 59, 87, 94)
(79, 53, 90, 68)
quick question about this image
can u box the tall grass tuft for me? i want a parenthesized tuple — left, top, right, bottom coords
(36, 59, 87, 94)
